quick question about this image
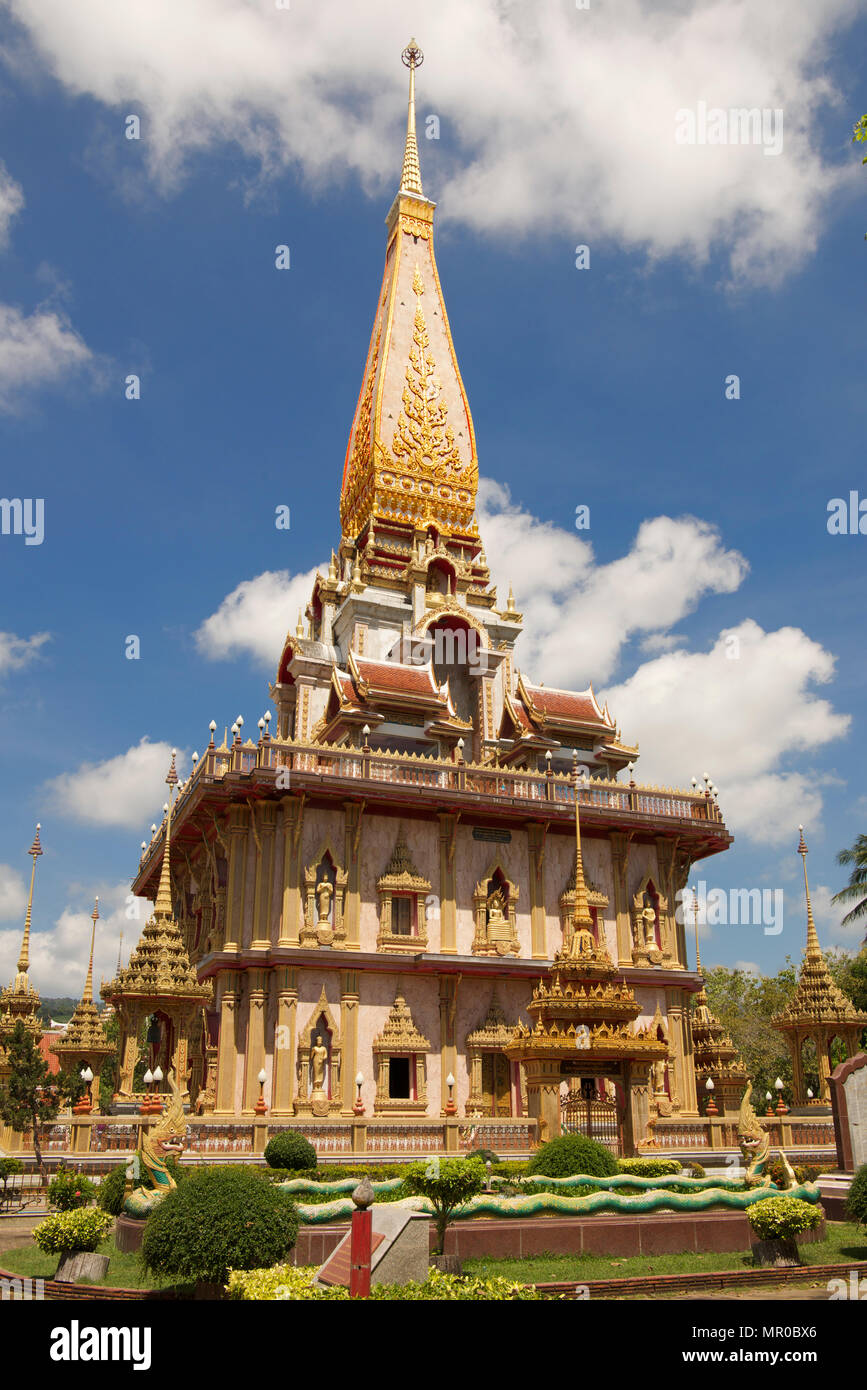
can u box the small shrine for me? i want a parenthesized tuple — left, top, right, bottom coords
(771, 829, 867, 1105)
(507, 762, 667, 1153)
(51, 898, 114, 1113)
(101, 755, 212, 1110)
(689, 915, 748, 1116)
(0, 825, 44, 1084)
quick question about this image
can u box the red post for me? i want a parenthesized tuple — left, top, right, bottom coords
(349, 1206, 372, 1299)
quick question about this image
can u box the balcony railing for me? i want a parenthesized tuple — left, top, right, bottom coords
(137, 736, 725, 880)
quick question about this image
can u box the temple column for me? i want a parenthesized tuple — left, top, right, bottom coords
(278, 796, 305, 946)
(526, 822, 548, 959)
(817, 1027, 833, 1103)
(791, 1034, 805, 1106)
(343, 802, 364, 950)
(116, 1007, 141, 1100)
(522, 1060, 561, 1142)
(655, 838, 681, 967)
(610, 833, 632, 967)
(214, 970, 241, 1116)
(667, 989, 698, 1116)
(438, 974, 459, 1115)
(271, 968, 298, 1116)
(438, 813, 459, 953)
(223, 807, 250, 953)
(243, 969, 269, 1113)
(251, 804, 278, 947)
(623, 1061, 652, 1156)
(340, 970, 360, 1115)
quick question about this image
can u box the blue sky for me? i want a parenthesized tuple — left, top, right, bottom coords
(0, 1, 865, 991)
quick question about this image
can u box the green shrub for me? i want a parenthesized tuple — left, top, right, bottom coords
(403, 1157, 486, 1253)
(690, 1163, 706, 1179)
(34, 1208, 113, 1256)
(263, 1131, 317, 1171)
(528, 1136, 619, 1179)
(141, 1166, 300, 1285)
(747, 1196, 821, 1241)
(465, 1147, 499, 1165)
(617, 1158, 682, 1178)
(226, 1264, 544, 1301)
(845, 1163, 867, 1229)
(0, 1155, 23, 1205)
(47, 1166, 95, 1211)
(97, 1164, 128, 1216)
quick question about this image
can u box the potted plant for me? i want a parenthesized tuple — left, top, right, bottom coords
(747, 1195, 821, 1267)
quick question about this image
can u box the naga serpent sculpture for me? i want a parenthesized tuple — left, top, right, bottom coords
(283, 1081, 813, 1225)
(123, 1070, 187, 1219)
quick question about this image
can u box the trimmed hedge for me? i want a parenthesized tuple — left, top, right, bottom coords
(34, 1208, 113, 1256)
(747, 1196, 821, 1241)
(528, 1135, 619, 1179)
(263, 1131, 317, 1171)
(97, 1164, 128, 1216)
(227, 1264, 545, 1300)
(141, 1166, 300, 1285)
(617, 1158, 682, 1178)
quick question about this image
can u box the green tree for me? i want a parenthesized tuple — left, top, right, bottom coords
(0, 1021, 83, 1182)
(403, 1157, 486, 1254)
(703, 963, 795, 1102)
(832, 833, 867, 933)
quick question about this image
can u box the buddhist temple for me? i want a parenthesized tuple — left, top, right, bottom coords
(771, 829, 867, 1105)
(0, 825, 44, 1078)
(102, 754, 212, 1110)
(51, 899, 113, 1113)
(688, 896, 748, 1117)
(120, 40, 732, 1151)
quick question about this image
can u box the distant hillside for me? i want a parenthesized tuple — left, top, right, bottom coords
(37, 998, 79, 1025)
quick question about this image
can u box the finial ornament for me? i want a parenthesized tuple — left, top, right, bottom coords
(83, 897, 99, 1003)
(797, 825, 820, 956)
(16, 822, 44, 979)
(399, 38, 424, 197)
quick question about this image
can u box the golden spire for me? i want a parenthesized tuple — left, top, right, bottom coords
(153, 753, 178, 920)
(82, 897, 99, 1004)
(692, 888, 702, 973)
(569, 754, 594, 954)
(399, 39, 424, 196)
(15, 824, 43, 987)
(797, 825, 821, 958)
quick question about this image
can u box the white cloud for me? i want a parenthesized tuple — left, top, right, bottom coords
(0, 864, 27, 922)
(0, 162, 24, 248)
(44, 738, 185, 831)
(0, 303, 96, 413)
(2, 0, 860, 284)
(604, 622, 851, 845)
(479, 479, 747, 684)
(732, 960, 761, 976)
(0, 883, 153, 997)
(809, 883, 867, 951)
(195, 564, 325, 669)
(0, 630, 50, 676)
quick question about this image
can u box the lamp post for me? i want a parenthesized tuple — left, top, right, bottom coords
(353, 1071, 365, 1116)
(704, 1077, 718, 1116)
(75, 1065, 94, 1115)
(141, 1068, 154, 1116)
(774, 1076, 787, 1116)
(765, 1091, 774, 1117)
(255, 1067, 268, 1115)
(444, 1071, 457, 1117)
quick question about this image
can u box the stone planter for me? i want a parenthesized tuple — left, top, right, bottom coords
(54, 1250, 111, 1283)
(750, 1237, 801, 1268)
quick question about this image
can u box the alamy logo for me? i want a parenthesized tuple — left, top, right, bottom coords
(676, 882, 783, 936)
(675, 102, 783, 156)
(0, 497, 44, 545)
(1, 1274, 44, 1300)
(49, 1321, 152, 1371)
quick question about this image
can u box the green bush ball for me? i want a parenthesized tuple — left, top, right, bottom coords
(527, 1135, 619, 1179)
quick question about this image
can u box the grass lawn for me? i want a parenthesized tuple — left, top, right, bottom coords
(463, 1222, 867, 1285)
(0, 1236, 188, 1290)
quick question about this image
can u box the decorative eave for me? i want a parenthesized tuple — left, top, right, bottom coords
(372, 993, 430, 1053)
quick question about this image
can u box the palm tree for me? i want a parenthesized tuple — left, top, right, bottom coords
(832, 834, 867, 941)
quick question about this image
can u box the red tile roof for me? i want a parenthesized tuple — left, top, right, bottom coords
(522, 682, 611, 728)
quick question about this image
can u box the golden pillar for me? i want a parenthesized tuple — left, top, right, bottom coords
(343, 802, 364, 950)
(243, 969, 270, 1113)
(223, 806, 249, 953)
(438, 813, 459, 953)
(438, 974, 460, 1115)
(623, 1061, 652, 1155)
(214, 970, 241, 1115)
(610, 833, 632, 967)
(278, 796, 305, 946)
(271, 967, 298, 1116)
(522, 1059, 561, 1142)
(340, 970, 360, 1115)
(667, 988, 698, 1116)
(526, 822, 548, 959)
(251, 804, 278, 947)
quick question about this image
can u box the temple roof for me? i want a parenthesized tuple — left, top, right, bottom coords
(340, 39, 478, 545)
(0, 825, 43, 1045)
(52, 900, 113, 1062)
